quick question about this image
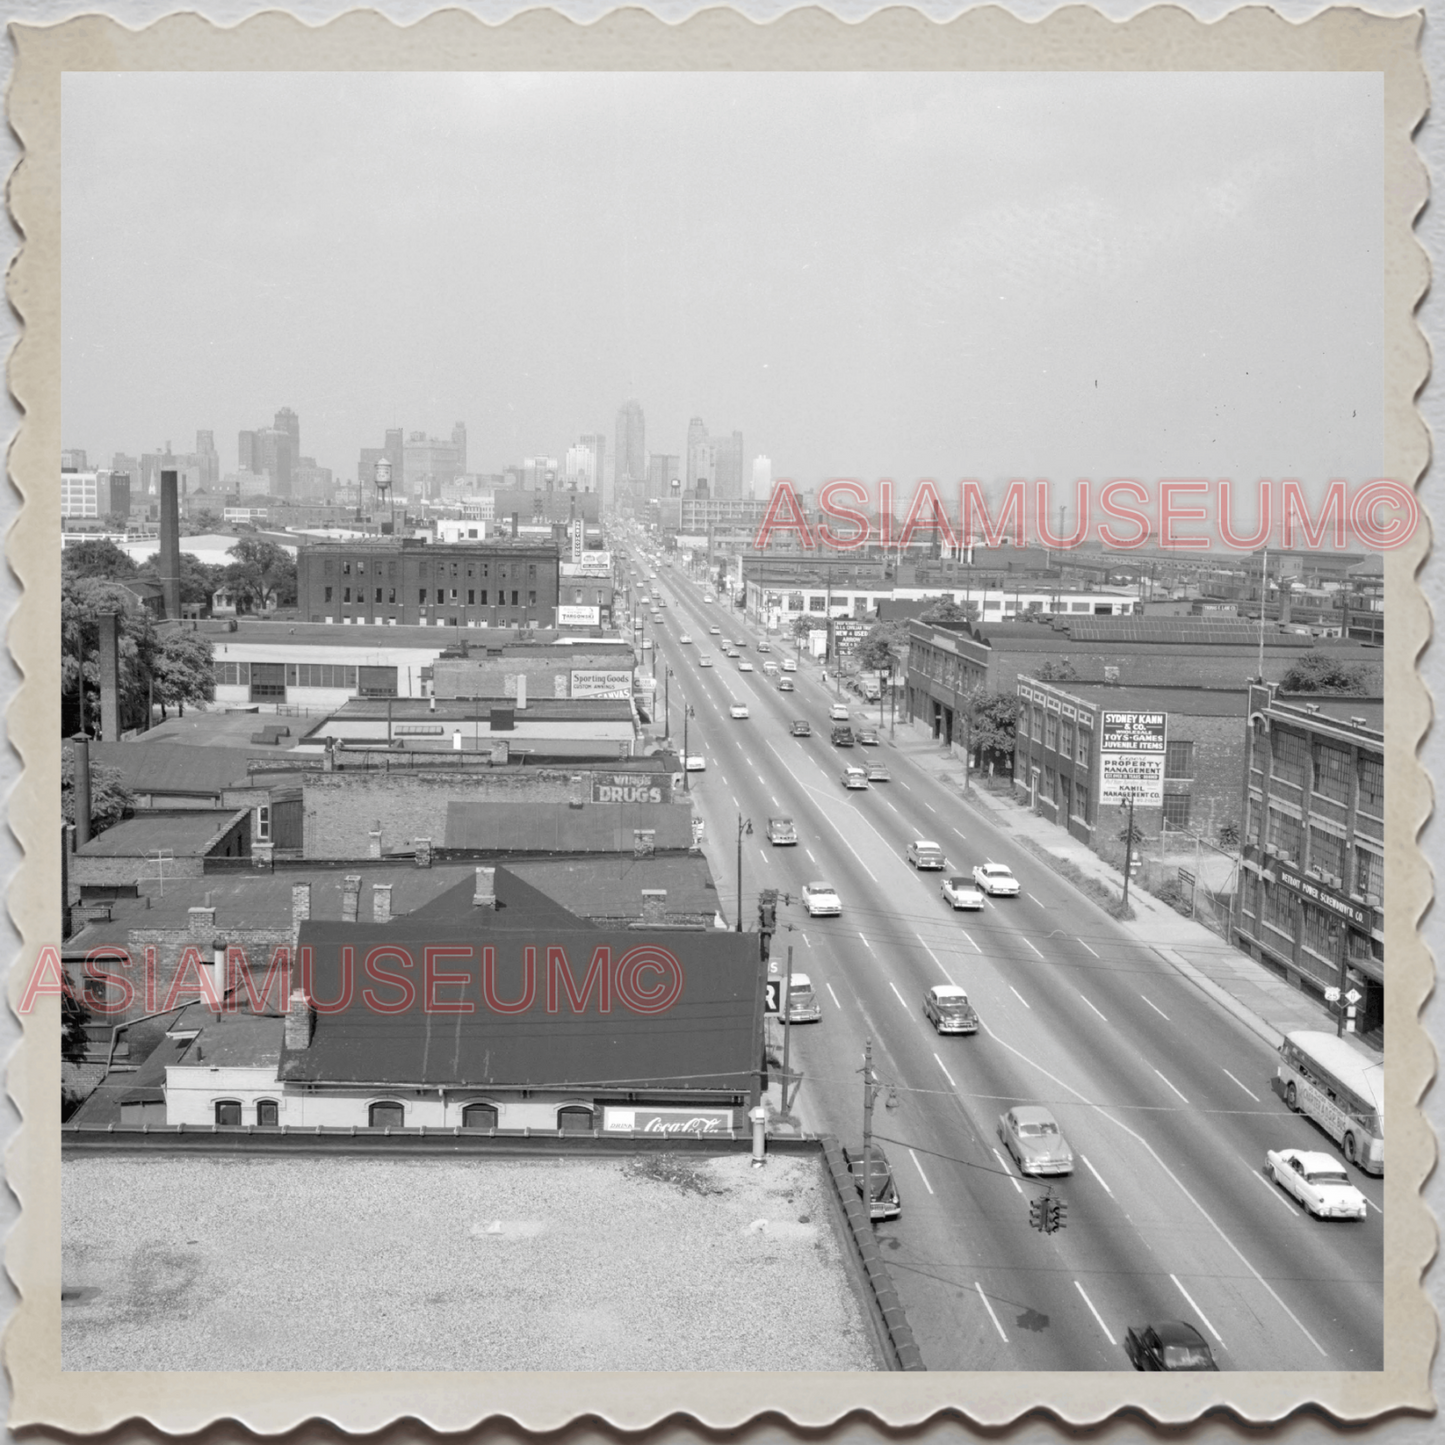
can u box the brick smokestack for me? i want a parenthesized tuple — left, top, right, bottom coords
(372, 883, 392, 923)
(473, 866, 496, 909)
(71, 737, 92, 847)
(158, 470, 182, 619)
(284, 988, 313, 1052)
(640, 889, 668, 926)
(97, 612, 122, 742)
(291, 882, 311, 938)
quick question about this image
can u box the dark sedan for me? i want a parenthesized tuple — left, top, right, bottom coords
(1124, 1320, 1219, 1371)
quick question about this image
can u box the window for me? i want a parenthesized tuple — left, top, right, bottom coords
(215, 1100, 242, 1127)
(1354, 846, 1383, 900)
(324, 586, 333, 602)
(1060, 721, 1074, 758)
(1310, 826, 1345, 879)
(809, 596, 826, 612)
(418, 589, 428, 605)
(1044, 714, 1058, 750)
(343, 587, 352, 603)
(214, 661, 251, 687)
(388, 588, 396, 604)
(1302, 905, 1340, 961)
(368, 1101, 404, 1128)
(1016, 707, 1030, 741)
(357, 665, 398, 698)
(374, 588, 383, 603)
(1162, 793, 1192, 828)
(528, 590, 537, 605)
(1312, 743, 1350, 802)
(462, 1102, 499, 1130)
(256, 1100, 279, 1127)
(529, 564, 537, 580)
(249, 663, 286, 701)
(287, 664, 359, 689)
(1076, 725, 1091, 769)
(468, 589, 476, 605)
(436, 589, 445, 604)
(256, 804, 271, 841)
(1271, 728, 1308, 786)
(1358, 755, 1383, 814)
(1043, 767, 1056, 802)
(342, 562, 352, 576)
(511, 590, 519, 606)
(1267, 807, 1302, 860)
(1262, 879, 1294, 931)
(1165, 740, 1194, 778)
(479, 590, 488, 605)
(557, 1105, 594, 1134)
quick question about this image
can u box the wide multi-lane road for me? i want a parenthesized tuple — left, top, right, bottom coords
(626, 552, 1383, 1373)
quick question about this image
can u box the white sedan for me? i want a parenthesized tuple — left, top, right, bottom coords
(684, 755, 707, 772)
(708, 626, 722, 635)
(738, 660, 755, 672)
(679, 634, 693, 645)
(729, 704, 750, 720)
(698, 656, 714, 668)
(782, 659, 798, 672)
(941, 876, 986, 910)
(1265, 1148, 1369, 1219)
(801, 881, 842, 917)
(973, 862, 1020, 896)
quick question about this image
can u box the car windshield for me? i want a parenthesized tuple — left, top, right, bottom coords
(1018, 1121, 1058, 1137)
(1162, 1344, 1212, 1369)
(948, 877, 969, 888)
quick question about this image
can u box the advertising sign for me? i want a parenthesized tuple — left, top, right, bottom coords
(570, 516, 584, 564)
(602, 1107, 735, 1135)
(590, 772, 674, 804)
(1099, 710, 1167, 804)
(556, 605, 601, 627)
(571, 668, 632, 699)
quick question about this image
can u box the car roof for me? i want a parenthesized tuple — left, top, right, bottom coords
(787, 973, 811, 986)
(913, 840, 942, 849)
(1286, 1150, 1350, 1172)
(981, 862, 1013, 871)
(947, 876, 975, 886)
(1151, 1320, 1208, 1347)
(1010, 1105, 1059, 1125)
(769, 816, 793, 824)
(931, 985, 969, 999)
(805, 881, 835, 891)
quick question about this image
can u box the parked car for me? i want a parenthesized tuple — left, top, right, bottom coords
(778, 678, 795, 692)
(831, 725, 855, 747)
(973, 862, 1021, 896)
(842, 1144, 901, 1222)
(782, 659, 798, 672)
(923, 984, 979, 1034)
(1124, 1321, 1219, 1372)
(801, 881, 842, 917)
(856, 729, 880, 746)
(841, 766, 869, 790)
(778, 972, 821, 1023)
(998, 1105, 1074, 1176)
(767, 817, 798, 846)
(829, 703, 850, 722)
(941, 876, 986, 909)
(865, 761, 890, 782)
(684, 755, 707, 772)
(729, 704, 750, 720)
(1265, 1148, 1369, 1219)
(907, 840, 946, 870)
(790, 719, 812, 737)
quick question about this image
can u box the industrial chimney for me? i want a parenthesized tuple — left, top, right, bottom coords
(158, 470, 182, 619)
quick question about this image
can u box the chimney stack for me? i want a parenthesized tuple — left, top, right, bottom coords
(188, 906, 217, 937)
(291, 881, 312, 939)
(71, 736, 93, 847)
(414, 838, 433, 869)
(372, 883, 393, 923)
(158, 470, 182, 619)
(512, 511, 520, 538)
(473, 866, 496, 909)
(368, 822, 383, 859)
(640, 889, 668, 927)
(341, 874, 362, 922)
(284, 988, 313, 1052)
(97, 613, 122, 742)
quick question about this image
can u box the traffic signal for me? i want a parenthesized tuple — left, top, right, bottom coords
(1028, 1196, 1046, 1232)
(1045, 1197, 1066, 1234)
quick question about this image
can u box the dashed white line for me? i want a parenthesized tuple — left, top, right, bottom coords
(882, 799, 900, 814)
(1250, 1167, 1298, 1215)
(916, 937, 953, 979)
(1154, 1069, 1189, 1103)
(805, 848, 816, 864)
(1074, 1282, 1114, 1343)
(933, 1053, 956, 1088)
(993, 1147, 1024, 1195)
(1080, 1153, 1114, 1197)
(1078, 994, 1108, 1022)
(923, 801, 937, 813)
(1170, 1275, 1224, 1344)
(1077, 939, 1100, 958)
(908, 1149, 935, 1194)
(825, 981, 841, 1008)
(1021, 937, 1045, 959)
(888, 980, 909, 1010)
(1222, 1067, 1260, 1101)
(1140, 995, 1170, 1021)
(770, 794, 779, 807)
(1009, 986, 1032, 1010)
(898, 780, 913, 791)
(956, 927, 981, 954)
(1027, 892, 1045, 907)
(975, 1283, 1009, 1343)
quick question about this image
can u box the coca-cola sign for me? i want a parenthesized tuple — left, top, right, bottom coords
(602, 1107, 735, 1135)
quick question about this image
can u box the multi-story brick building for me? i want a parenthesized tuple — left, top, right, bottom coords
(1232, 683, 1384, 1041)
(296, 538, 561, 629)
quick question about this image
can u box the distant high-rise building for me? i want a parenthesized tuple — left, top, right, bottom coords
(711, 430, 745, 501)
(685, 417, 708, 491)
(404, 428, 466, 500)
(274, 408, 300, 459)
(451, 422, 467, 474)
(193, 430, 220, 490)
(751, 455, 772, 501)
(614, 400, 645, 504)
(567, 434, 606, 493)
(60, 448, 87, 472)
(238, 430, 258, 473)
(646, 453, 680, 503)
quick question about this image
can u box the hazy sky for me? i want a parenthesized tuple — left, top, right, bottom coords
(62, 71, 1382, 493)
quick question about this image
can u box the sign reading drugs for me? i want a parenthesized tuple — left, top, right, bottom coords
(591, 772, 674, 804)
(1099, 710, 1167, 805)
(571, 668, 631, 699)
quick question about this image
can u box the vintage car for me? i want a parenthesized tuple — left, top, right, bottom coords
(1265, 1148, 1369, 1219)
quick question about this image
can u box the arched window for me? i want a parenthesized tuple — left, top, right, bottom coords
(557, 1105, 594, 1135)
(214, 1100, 242, 1127)
(256, 1100, 279, 1127)
(462, 1102, 498, 1131)
(368, 1101, 404, 1129)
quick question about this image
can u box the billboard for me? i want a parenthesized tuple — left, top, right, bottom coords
(571, 668, 632, 699)
(590, 772, 674, 804)
(557, 605, 601, 627)
(1099, 710, 1167, 805)
(602, 1106, 734, 1135)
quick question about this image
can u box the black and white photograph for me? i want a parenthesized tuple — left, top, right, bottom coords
(3, 2, 1436, 1437)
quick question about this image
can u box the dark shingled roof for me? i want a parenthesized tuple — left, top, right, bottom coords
(73, 810, 247, 858)
(79, 741, 258, 796)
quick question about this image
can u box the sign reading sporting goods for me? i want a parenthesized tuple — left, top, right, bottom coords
(571, 668, 631, 699)
(1099, 710, 1167, 805)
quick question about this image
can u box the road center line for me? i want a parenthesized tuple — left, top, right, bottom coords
(1154, 1069, 1189, 1103)
(859, 932, 874, 951)
(1077, 940, 1100, 958)
(1170, 1274, 1224, 1344)
(933, 1052, 956, 1088)
(975, 1283, 1009, 1343)
(889, 980, 909, 1010)
(1021, 938, 1044, 959)
(1080, 1152, 1114, 1197)
(1009, 986, 1032, 1010)
(1027, 892, 1045, 907)
(992, 1147, 1024, 1195)
(1074, 1282, 1114, 1343)
(1078, 994, 1108, 1022)
(956, 927, 982, 954)
(1140, 995, 1170, 1021)
(825, 981, 841, 1008)
(908, 1148, 935, 1194)
(1221, 1067, 1261, 1101)
(897, 779, 912, 791)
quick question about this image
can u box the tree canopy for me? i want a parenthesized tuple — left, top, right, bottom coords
(224, 537, 298, 611)
(919, 596, 977, 627)
(1278, 652, 1373, 695)
(61, 749, 135, 834)
(62, 537, 137, 581)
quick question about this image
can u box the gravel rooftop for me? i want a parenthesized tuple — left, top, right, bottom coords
(62, 1152, 879, 1371)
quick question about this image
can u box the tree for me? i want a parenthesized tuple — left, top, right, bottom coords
(151, 629, 216, 719)
(61, 748, 135, 834)
(919, 596, 976, 627)
(62, 537, 137, 582)
(969, 692, 1021, 773)
(62, 992, 92, 1065)
(61, 577, 158, 735)
(224, 537, 297, 612)
(1278, 652, 1372, 695)
(1035, 659, 1078, 684)
(136, 552, 227, 612)
(1217, 820, 1241, 850)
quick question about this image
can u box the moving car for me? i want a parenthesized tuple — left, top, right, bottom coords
(704, 593, 715, 603)
(830, 725, 855, 747)
(923, 984, 979, 1034)
(856, 729, 880, 746)
(865, 761, 890, 782)
(790, 719, 812, 737)
(708, 626, 722, 635)
(729, 704, 750, 720)
(801, 881, 842, 917)
(840, 766, 869, 790)
(778, 678, 795, 692)
(684, 755, 707, 772)
(842, 1144, 901, 1222)
(766, 817, 798, 846)
(738, 661, 755, 672)
(698, 656, 714, 668)
(1265, 1148, 1369, 1219)
(1124, 1321, 1219, 1372)
(762, 660, 779, 674)
(679, 634, 693, 645)
(906, 840, 946, 870)
(829, 703, 850, 722)
(941, 876, 986, 910)
(778, 972, 822, 1023)
(756, 640, 771, 652)
(998, 1106, 1074, 1176)
(782, 659, 798, 672)
(973, 862, 1021, 896)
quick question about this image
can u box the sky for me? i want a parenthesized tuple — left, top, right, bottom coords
(61, 70, 1383, 498)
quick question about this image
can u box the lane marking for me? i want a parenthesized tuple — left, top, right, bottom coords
(1140, 995, 1170, 1021)
(916, 937, 955, 980)
(1009, 986, 1032, 1010)
(933, 1052, 956, 1088)
(1080, 1152, 1115, 1198)
(1078, 994, 1108, 1022)
(975, 1283, 1009, 1343)
(956, 927, 982, 954)
(923, 801, 938, 813)
(898, 780, 913, 791)
(992, 1147, 1024, 1195)
(1077, 940, 1100, 958)
(859, 932, 875, 951)
(1222, 1068, 1260, 1102)
(771, 794, 779, 807)
(888, 980, 909, 1010)
(806, 848, 816, 864)
(1250, 1166, 1298, 1215)
(1154, 1069, 1189, 1104)
(1027, 892, 1045, 907)
(1021, 937, 1045, 959)
(908, 1148, 935, 1194)
(1170, 1274, 1224, 1345)
(981, 1021, 1329, 1357)
(883, 799, 900, 814)
(1074, 1282, 1114, 1343)
(825, 981, 841, 1008)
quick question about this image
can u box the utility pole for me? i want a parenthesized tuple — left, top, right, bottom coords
(735, 813, 752, 932)
(664, 667, 671, 742)
(682, 704, 693, 792)
(779, 943, 793, 1118)
(1121, 794, 1137, 909)
(862, 1037, 878, 1212)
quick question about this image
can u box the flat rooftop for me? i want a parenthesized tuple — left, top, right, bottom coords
(61, 1152, 878, 1371)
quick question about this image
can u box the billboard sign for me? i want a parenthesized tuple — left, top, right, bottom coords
(1099, 710, 1166, 804)
(571, 668, 632, 699)
(570, 516, 584, 565)
(590, 772, 674, 805)
(603, 1107, 734, 1135)
(556, 605, 601, 627)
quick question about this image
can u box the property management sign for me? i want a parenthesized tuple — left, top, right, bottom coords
(1099, 711, 1167, 805)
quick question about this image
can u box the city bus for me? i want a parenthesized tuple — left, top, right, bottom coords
(1278, 1030, 1384, 1175)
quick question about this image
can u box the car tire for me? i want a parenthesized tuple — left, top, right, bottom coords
(1343, 1132, 1357, 1165)
(1285, 1081, 1298, 1111)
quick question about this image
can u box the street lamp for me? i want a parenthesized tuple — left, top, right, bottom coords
(736, 813, 753, 932)
(683, 704, 695, 792)
(664, 667, 672, 742)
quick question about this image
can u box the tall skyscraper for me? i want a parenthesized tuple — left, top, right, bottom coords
(751, 455, 772, 501)
(646, 453, 680, 502)
(614, 400, 645, 506)
(685, 416, 708, 491)
(451, 422, 467, 474)
(274, 407, 301, 459)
